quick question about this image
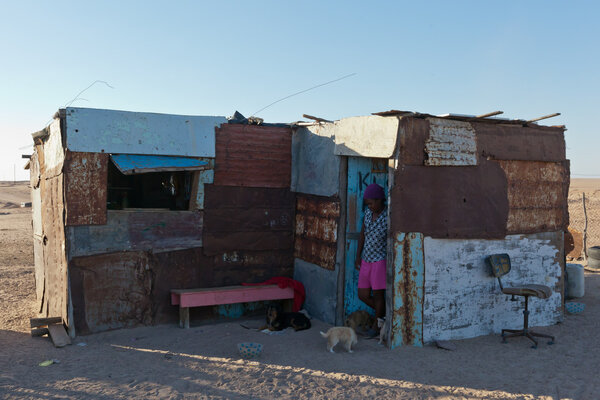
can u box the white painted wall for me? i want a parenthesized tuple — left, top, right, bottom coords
(332, 116, 398, 158)
(422, 232, 563, 343)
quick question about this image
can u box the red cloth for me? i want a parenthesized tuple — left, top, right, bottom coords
(242, 277, 305, 312)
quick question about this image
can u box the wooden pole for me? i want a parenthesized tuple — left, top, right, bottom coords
(583, 193, 588, 262)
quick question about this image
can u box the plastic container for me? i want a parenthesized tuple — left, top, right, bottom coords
(565, 302, 585, 314)
(566, 263, 585, 298)
(237, 342, 263, 358)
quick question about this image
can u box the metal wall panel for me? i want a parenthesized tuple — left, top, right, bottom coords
(43, 119, 65, 178)
(294, 194, 340, 270)
(214, 124, 292, 188)
(291, 125, 340, 197)
(389, 232, 424, 348)
(65, 107, 226, 157)
(473, 122, 566, 162)
(332, 116, 399, 157)
(424, 118, 477, 166)
(293, 258, 337, 324)
(68, 210, 203, 258)
(422, 232, 563, 343)
(64, 151, 108, 226)
(497, 160, 569, 234)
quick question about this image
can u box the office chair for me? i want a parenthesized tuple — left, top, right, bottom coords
(485, 253, 556, 348)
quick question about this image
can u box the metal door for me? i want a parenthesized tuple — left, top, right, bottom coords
(344, 157, 388, 317)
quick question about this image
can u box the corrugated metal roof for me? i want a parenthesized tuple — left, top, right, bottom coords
(110, 154, 211, 175)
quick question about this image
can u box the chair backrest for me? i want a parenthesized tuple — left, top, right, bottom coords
(486, 253, 511, 278)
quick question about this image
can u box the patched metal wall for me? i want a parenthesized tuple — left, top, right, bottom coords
(425, 118, 477, 166)
(497, 160, 569, 234)
(422, 232, 563, 343)
(214, 124, 292, 188)
(64, 151, 108, 226)
(294, 194, 340, 270)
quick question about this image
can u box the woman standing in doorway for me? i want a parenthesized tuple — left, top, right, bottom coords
(355, 183, 387, 335)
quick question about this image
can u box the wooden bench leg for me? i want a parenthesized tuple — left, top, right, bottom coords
(179, 307, 190, 329)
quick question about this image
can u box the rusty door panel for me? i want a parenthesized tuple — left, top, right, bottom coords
(214, 124, 292, 188)
(64, 151, 108, 226)
(389, 232, 424, 348)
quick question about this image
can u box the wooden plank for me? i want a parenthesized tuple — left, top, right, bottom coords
(31, 327, 49, 337)
(172, 284, 281, 294)
(47, 323, 72, 347)
(172, 285, 294, 308)
(30, 317, 62, 328)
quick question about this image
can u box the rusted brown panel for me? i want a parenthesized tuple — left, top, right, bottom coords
(212, 249, 294, 285)
(294, 194, 340, 269)
(203, 231, 294, 255)
(391, 162, 509, 239)
(128, 211, 203, 249)
(204, 185, 295, 209)
(214, 124, 292, 188)
(474, 122, 566, 162)
(497, 160, 569, 234)
(204, 208, 292, 232)
(64, 151, 108, 226)
(398, 117, 430, 166)
(294, 237, 337, 270)
(69, 251, 153, 334)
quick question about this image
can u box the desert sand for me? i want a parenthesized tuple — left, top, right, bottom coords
(1, 181, 599, 400)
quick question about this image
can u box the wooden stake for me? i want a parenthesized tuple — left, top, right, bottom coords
(583, 192, 588, 262)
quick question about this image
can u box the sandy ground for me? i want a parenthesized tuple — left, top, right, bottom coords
(1, 181, 600, 400)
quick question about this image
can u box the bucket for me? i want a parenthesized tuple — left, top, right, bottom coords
(566, 263, 585, 299)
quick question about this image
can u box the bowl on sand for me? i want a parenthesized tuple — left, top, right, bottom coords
(565, 302, 585, 314)
(237, 342, 263, 358)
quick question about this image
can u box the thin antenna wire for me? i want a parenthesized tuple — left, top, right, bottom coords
(250, 73, 356, 117)
(64, 80, 114, 108)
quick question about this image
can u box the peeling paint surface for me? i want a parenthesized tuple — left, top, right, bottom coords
(390, 232, 424, 348)
(294, 194, 340, 270)
(425, 118, 477, 166)
(65, 107, 226, 157)
(422, 232, 563, 343)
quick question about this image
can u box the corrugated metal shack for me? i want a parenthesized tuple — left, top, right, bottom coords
(30, 106, 568, 349)
(291, 111, 568, 348)
(30, 107, 295, 336)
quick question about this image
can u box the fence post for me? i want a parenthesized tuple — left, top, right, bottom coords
(582, 192, 588, 262)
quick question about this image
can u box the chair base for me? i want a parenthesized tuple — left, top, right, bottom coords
(501, 329, 555, 348)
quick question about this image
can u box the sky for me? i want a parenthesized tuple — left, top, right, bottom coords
(1, 1, 599, 181)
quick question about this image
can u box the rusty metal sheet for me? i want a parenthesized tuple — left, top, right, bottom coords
(293, 194, 340, 270)
(424, 118, 477, 166)
(128, 211, 203, 249)
(497, 160, 569, 234)
(203, 185, 295, 255)
(398, 117, 431, 166)
(389, 232, 424, 348)
(204, 185, 295, 209)
(68, 210, 203, 258)
(391, 162, 509, 239)
(212, 250, 294, 286)
(69, 251, 153, 334)
(214, 124, 292, 188)
(473, 122, 565, 162)
(204, 208, 292, 232)
(64, 151, 108, 226)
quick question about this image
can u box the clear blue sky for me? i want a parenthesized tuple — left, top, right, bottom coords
(1, 1, 598, 180)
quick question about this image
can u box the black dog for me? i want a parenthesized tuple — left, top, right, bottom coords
(265, 304, 311, 331)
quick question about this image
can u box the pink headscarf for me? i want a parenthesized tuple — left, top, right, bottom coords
(363, 183, 385, 199)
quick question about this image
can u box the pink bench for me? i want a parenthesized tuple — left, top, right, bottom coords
(171, 285, 295, 328)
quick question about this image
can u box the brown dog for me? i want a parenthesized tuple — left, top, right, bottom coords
(344, 310, 375, 333)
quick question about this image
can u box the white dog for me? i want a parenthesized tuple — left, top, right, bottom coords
(320, 327, 358, 353)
